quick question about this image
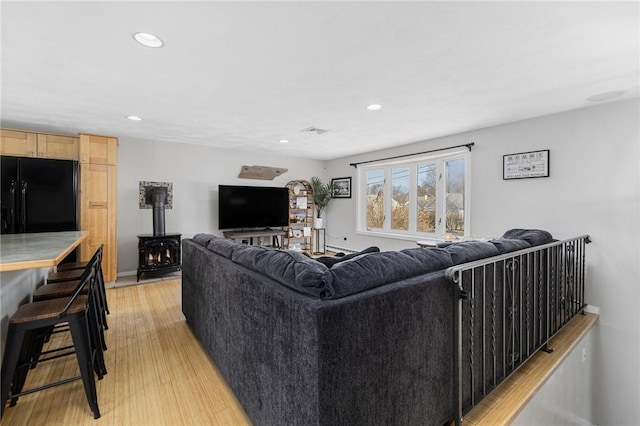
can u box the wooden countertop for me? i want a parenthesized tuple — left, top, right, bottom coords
(0, 231, 88, 272)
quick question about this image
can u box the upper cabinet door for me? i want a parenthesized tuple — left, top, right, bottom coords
(37, 134, 79, 160)
(79, 134, 117, 165)
(0, 129, 37, 157)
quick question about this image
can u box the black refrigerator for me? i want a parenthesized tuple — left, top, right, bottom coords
(1, 156, 78, 234)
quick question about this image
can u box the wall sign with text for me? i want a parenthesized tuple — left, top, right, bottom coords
(503, 150, 550, 180)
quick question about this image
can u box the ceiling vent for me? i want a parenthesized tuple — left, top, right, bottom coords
(301, 126, 329, 135)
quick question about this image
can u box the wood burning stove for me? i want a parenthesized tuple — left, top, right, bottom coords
(137, 233, 181, 282)
(137, 181, 180, 281)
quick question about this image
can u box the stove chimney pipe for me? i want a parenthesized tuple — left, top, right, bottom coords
(151, 189, 166, 236)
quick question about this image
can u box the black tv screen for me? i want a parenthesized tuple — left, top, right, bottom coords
(218, 185, 289, 230)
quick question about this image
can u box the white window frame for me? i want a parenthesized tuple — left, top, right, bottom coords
(356, 149, 471, 241)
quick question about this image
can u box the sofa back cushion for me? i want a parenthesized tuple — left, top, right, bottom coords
(501, 229, 553, 247)
(322, 247, 453, 299)
(490, 238, 531, 254)
(445, 241, 500, 265)
(193, 233, 218, 247)
(231, 245, 331, 299)
(207, 237, 243, 258)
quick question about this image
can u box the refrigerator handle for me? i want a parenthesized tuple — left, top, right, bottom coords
(19, 180, 27, 233)
(8, 180, 17, 233)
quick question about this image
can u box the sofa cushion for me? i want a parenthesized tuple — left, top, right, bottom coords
(490, 238, 531, 254)
(314, 246, 380, 268)
(445, 241, 500, 265)
(231, 245, 330, 298)
(193, 233, 219, 247)
(322, 247, 453, 299)
(501, 229, 553, 246)
(207, 238, 242, 259)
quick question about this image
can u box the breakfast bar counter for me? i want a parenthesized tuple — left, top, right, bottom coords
(0, 231, 88, 272)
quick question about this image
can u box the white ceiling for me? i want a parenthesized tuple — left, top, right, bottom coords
(1, 1, 638, 160)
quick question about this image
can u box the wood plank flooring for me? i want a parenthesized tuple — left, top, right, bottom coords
(2, 278, 597, 426)
(1, 279, 250, 426)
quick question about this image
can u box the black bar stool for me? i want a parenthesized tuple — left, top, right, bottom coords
(1, 269, 101, 419)
(30, 251, 108, 375)
(48, 245, 109, 328)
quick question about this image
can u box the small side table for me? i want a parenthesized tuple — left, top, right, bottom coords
(313, 228, 326, 255)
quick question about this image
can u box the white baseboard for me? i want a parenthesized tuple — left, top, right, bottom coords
(584, 304, 599, 315)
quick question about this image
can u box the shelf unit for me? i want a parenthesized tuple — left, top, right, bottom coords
(285, 180, 314, 253)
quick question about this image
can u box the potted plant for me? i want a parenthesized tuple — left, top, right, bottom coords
(310, 176, 332, 229)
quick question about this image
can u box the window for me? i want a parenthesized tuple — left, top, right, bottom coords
(359, 150, 469, 239)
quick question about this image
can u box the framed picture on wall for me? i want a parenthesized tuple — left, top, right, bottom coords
(331, 177, 352, 198)
(503, 150, 550, 180)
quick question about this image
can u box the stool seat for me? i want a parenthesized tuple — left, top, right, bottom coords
(9, 297, 87, 324)
(33, 280, 84, 300)
(56, 261, 88, 271)
(48, 269, 83, 283)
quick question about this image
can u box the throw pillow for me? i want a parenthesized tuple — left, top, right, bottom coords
(314, 246, 380, 268)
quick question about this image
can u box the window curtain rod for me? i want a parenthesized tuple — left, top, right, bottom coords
(349, 142, 474, 168)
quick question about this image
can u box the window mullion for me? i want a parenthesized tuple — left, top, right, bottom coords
(436, 161, 444, 236)
(383, 168, 391, 230)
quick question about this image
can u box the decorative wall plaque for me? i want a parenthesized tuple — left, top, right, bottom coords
(139, 181, 173, 209)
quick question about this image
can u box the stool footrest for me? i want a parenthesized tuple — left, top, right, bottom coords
(8, 375, 81, 400)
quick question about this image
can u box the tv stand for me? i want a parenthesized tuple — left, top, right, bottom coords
(223, 229, 286, 248)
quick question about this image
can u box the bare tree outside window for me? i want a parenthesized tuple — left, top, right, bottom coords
(391, 167, 409, 230)
(366, 169, 384, 229)
(417, 163, 437, 232)
(445, 158, 465, 235)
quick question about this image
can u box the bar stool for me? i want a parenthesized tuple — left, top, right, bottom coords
(30, 249, 108, 370)
(48, 245, 109, 328)
(1, 268, 101, 419)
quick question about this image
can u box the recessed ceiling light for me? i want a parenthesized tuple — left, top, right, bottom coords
(279, 139, 289, 144)
(366, 104, 382, 111)
(126, 115, 143, 121)
(586, 91, 626, 102)
(133, 32, 163, 48)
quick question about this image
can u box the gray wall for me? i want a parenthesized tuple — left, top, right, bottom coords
(0, 268, 49, 363)
(325, 98, 640, 424)
(116, 138, 327, 274)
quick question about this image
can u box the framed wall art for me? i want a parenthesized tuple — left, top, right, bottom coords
(331, 177, 352, 198)
(503, 150, 550, 180)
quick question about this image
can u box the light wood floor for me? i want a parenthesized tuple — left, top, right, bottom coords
(2, 278, 597, 426)
(1, 278, 250, 426)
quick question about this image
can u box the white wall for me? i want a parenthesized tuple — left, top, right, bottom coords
(513, 325, 596, 426)
(326, 99, 640, 424)
(116, 138, 327, 274)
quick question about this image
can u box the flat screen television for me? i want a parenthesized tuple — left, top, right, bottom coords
(218, 185, 289, 230)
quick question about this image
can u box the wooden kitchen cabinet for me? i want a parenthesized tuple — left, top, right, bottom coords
(37, 133, 79, 160)
(0, 129, 37, 157)
(79, 134, 118, 282)
(1, 129, 79, 160)
(79, 133, 117, 165)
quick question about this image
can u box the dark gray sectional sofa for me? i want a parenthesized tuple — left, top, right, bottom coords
(182, 229, 553, 426)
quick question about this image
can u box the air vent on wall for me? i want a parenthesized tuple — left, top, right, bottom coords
(301, 126, 329, 135)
